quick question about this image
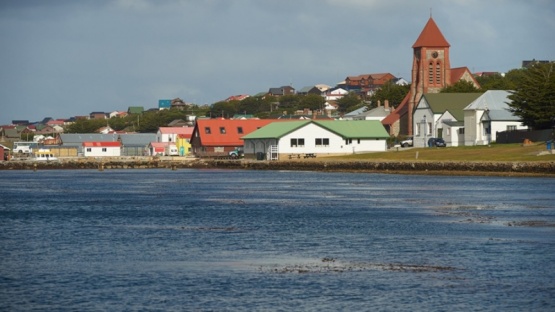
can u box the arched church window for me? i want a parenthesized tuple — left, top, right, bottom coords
(435, 61, 441, 84)
(428, 62, 434, 83)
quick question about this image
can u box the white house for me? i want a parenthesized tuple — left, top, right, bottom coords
(463, 90, 527, 145)
(242, 120, 389, 160)
(325, 88, 348, 101)
(82, 141, 121, 157)
(156, 127, 194, 143)
(412, 93, 482, 147)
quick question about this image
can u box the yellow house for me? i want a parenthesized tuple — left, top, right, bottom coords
(176, 134, 192, 156)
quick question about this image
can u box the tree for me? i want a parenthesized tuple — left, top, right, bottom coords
(336, 92, 363, 113)
(210, 101, 238, 118)
(299, 94, 325, 111)
(65, 118, 108, 133)
(440, 80, 481, 93)
(278, 95, 301, 114)
(370, 81, 410, 108)
(508, 62, 555, 130)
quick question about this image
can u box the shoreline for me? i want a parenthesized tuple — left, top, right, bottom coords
(1, 157, 555, 177)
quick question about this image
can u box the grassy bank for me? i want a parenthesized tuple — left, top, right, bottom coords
(333, 143, 554, 162)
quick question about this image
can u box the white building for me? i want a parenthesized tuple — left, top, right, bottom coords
(82, 141, 121, 157)
(325, 88, 348, 101)
(156, 127, 194, 143)
(463, 90, 527, 145)
(242, 120, 389, 159)
(413, 93, 482, 147)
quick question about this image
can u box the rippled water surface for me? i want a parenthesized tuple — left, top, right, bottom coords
(1, 169, 554, 311)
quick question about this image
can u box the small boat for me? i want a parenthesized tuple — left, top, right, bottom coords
(32, 149, 58, 161)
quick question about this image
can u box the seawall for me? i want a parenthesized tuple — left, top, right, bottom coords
(1, 158, 554, 177)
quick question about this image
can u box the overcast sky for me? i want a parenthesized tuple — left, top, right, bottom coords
(1, 0, 553, 125)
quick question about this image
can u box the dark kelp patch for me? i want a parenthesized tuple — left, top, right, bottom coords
(257, 258, 458, 274)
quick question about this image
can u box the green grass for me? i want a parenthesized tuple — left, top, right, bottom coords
(333, 143, 554, 162)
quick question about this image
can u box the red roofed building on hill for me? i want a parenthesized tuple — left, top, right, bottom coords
(382, 17, 480, 136)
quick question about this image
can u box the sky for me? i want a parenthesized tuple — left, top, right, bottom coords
(1, 0, 554, 125)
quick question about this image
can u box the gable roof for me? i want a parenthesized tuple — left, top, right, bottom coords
(119, 133, 157, 146)
(412, 17, 450, 48)
(421, 93, 483, 121)
(158, 127, 194, 135)
(464, 90, 519, 121)
(242, 120, 389, 140)
(60, 133, 119, 145)
(357, 106, 392, 119)
(193, 119, 278, 146)
(83, 141, 121, 147)
(381, 92, 410, 126)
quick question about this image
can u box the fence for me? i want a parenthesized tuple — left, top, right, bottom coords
(496, 129, 554, 144)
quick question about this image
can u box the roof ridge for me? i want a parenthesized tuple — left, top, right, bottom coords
(412, 17, 450, 48)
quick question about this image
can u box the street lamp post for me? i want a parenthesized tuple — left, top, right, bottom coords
(422, 115, 427, 147)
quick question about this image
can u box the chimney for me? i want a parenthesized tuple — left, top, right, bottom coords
(312, 111, 317, 119)
(384, 99, 389, 110)
(377, 100, 381, 107)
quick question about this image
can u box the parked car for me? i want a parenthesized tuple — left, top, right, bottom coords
(400, 137, 413, 147)
(228, 147, 244, 158)
(428, 137, 446, 147)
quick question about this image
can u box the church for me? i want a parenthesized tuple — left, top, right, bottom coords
(382, 17, 480, 136)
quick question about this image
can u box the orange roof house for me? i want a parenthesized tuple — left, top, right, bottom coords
(382, 17, 480, 136)
(190, 119, 278, 157)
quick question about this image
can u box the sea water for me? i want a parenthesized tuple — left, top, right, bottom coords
(0, 169, 554, 311)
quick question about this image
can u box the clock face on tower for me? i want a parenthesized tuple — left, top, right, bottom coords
(432, 51, 439, 58)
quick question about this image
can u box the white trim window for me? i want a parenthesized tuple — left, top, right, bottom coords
(290, 138, 305, 147)
(315, 138, 329, 147)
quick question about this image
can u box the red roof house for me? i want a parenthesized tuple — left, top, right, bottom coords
(191, 119, 279, 157)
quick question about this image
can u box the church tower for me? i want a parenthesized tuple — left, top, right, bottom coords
(407, 17, 451, 135)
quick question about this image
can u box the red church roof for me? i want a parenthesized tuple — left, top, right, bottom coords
(412, 17, 450, 48)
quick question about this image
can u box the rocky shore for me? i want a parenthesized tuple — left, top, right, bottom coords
(1, 157, 554, 177)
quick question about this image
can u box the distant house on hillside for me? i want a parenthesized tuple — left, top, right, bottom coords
(343, 73, 396, 94)
(268, 86, 295, 97)
(225, 94, 250, 102)
(171, 98, 187, 110)
(90, 112, 107, 119)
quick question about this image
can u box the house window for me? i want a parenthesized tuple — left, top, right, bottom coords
(357, 139, 361, 144)
(237, 127, 243, 134)
(507, 125, 517, 131)
(290, 138, 305, 147)
(205, 127, 211, 134)
(345, 139, 352, 145)
(220, 127, 226, 134)
(315, 138, 329, 147)
(446, 128, 451, 136)
(458, 128, 465, 135)
(102, 148, 107, 152)
(86, 148, 91, 152)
